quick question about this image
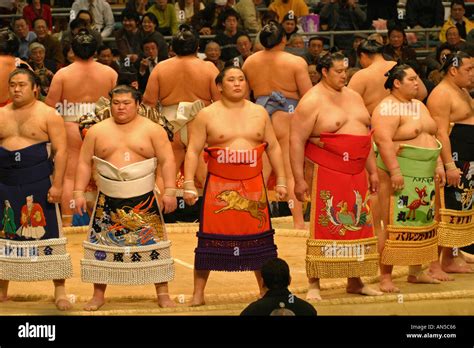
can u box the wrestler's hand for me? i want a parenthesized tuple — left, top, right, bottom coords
(368, 172, 379, 194)
(200, 27, 212, 35)
(391, 174, 404, 192)
(294, 181, 310, 202)
(184, 190, 198, 206)
(162, 195, 177, 214)
(75, 196, 87, 216)
(47, 185, 62, 203)
(435, 166, 446, 187)
(446, 168, 461, 187)
(275, 186, 288, 201)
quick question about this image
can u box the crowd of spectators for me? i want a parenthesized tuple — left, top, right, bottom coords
(2, 0, 474, 98)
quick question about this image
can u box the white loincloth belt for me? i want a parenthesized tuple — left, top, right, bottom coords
(93, 156, 158, 198)
(160, 100, 205, 146)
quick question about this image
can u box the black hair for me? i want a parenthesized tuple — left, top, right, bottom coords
(9, 68, 39, 88)
(387, 24, 406, 40)
(70, 18, 88, 31)
(215, 65, 245, 85)
(109, 84, 141, 103)
(77, 9, 92, 20)
(282, 12, 297, 23)
(237, 33, 252, 43)
(440, 51, 471, 73)
(436, 42, 455, 63)
(261, 10, 279, 25)
(221, 8, 240, 22)
(451, 0, 465, 9)
(0, 28, 20, 56)
(97, 44, 112, 55)
(142, 37, 159, 50)
(141, 12, 159, 28)
(384, 63, 413, 90)
(71, 29, 98, 60)
(259, 20, 284, 49)
(32, 17, 47, 28)
(121, 9, 140, 23)
(357, 39, 383, 57)
(13, 17, 28, 25)
(316, 52, 346, 74)
(308, 36, 324, 46)
(172, 24, 199, 56)
(261, 258, 290, 290)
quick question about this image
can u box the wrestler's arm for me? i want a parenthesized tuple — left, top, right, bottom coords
(208, 62, 221, 101)
(151, 122, 177, 213)
(183, 110, 207, 204)
(44, 70, 63, 107)
(73, 125, 96, 214)
(347, 71, 365, 96)
(142, 67, 160, 107)
(294, 58, 313, 96)
(372, 105, 400, 171)
(290, 96, 318, 201)
(415, 76, 428, 101)
(427, 90, 453, 165)
(46, 109, 68, 202)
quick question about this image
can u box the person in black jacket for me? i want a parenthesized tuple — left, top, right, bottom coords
(406, 0, 444, 40)
(241, 258, 317, 316)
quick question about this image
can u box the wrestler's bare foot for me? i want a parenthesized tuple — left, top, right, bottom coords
(306, 280, 322, 301)
(190, 294, 205, 307)
(461, 251, 474, 264)
(407, 273, 441, 284)
(0, 280, 9, 302)
(83, 297, 105, 311)
(442, 256, 474, 273)
(379, 275, 400, 293)
(55, 297, 73, 311)
(0, 295, 10, 302)
(428, 262, 454, 281)
(157, 294, 176, 308)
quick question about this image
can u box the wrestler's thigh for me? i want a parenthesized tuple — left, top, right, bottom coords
(270, 111, 291, 141)
(64, 122, 82, 173)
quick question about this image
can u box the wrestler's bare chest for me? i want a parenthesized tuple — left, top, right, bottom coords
(394, 107, 438, 145)
(449, 90, 474, 124)
(0, 107, 49, 145)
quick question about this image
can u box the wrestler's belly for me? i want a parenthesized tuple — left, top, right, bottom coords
(0, 136, 49, 151)
(453, 117, 474, 125)
(393, 132, 439, 149)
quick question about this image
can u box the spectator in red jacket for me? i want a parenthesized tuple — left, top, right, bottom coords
(23, 0, 52, 31)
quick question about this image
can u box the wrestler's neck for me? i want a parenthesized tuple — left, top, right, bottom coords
(367, 54, 385, 66)
(267, 42, 285, 52)
(321, 79, 343, 94)
(12, 98, 36, 110)
(391, 90, 412, 103)
(220, 96, 246, 108)
(74, 57, 95, 64)
(443, 74, 468, 91)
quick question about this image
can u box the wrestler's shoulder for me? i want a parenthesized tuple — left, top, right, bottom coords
(37, 100, 62, 116)
(428, 81, 452, 100)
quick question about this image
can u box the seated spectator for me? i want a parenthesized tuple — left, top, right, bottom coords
(383, 25, 417, 62)
(253, 10, 279, 52)
(175, 0, 204, 25)
(240, 258, 317, 316)
(445, 26, 472, 50)
(367, 32, 384, 45)
(71, 0, 115, 38)
(28, 42, 55, 95)
(426, 43, 454, 85)
(281, 12, 301, 42)
(214, 9, 246, 61)
(439, 0, 474, 42)
(140, 12, 169, 62)
(135, 38, 159, 92)
(126, 0, 151, 16)
(406, 0, 444, 41)
(147, 0, 178, 36)
(13, 17, 36, 59)
(192, 0, 232, 35)
(308, 63, 320, 85)
(268, 0, 308, 23)
(346, 32, 367, 67)
(204, 41, 225, 71)
(32, 17, 63, 67)
(287, 34, 304, 48)
(62, 42, 75, 66)
(115, 9, 142, 63)
(234, 33, 253, 66)
(233, 0, 262, 33)
(22, 0, 52, 31)
(96, 44, 120, 72)
(320, 0, 366, 52)
(61, 17, 103, 49)
(361, 0, 397, 29)
(303, 36, 325, 65)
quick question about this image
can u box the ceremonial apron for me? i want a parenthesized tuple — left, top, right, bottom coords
(195, 143, 277, 271)
(438, 124, 474, 247)
(81, 157, 175, 285)
(305, 133, 379, 279)
(377, 142, 441, 266)
(0, 142, 72, 281)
